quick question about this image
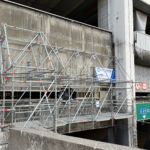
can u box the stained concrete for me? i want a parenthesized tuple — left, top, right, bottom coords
(56, 120, 113, 134)
(98, 0, 136, 147)
(0, 131, 7, 150)
(0, 1, 112, 91)
(8, 127, 142, 150)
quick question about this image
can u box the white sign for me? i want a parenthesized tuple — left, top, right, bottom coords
(95, 68, 114, 81)
(96, 101, 100, 107)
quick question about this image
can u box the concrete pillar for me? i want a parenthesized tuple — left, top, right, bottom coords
(115, 119, 130, 146)
(108, 127, 116, 144)
(98, 0, 137, 147)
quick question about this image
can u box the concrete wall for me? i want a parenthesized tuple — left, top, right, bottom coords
(0, 1, 112, 91)
(56, 120, 113, 134)
(8, 127, 141, 150)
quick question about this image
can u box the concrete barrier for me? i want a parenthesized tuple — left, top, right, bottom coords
(8, 127, 142, 150)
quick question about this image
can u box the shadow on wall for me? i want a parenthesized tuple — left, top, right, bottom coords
(138, 121, 150, 149)
(65, 128, 108, 143)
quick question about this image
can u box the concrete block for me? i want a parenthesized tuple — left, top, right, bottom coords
(8, 127, 142, 150)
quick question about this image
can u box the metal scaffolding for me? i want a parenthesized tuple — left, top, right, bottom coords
(0, 23, 134, 138)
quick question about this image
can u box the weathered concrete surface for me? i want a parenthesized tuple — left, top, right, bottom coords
(0, 132, 3, 143)
(0, 1, 112, 91)
(0, 132, 3, 150)
(56, 120, 113, 134)
(0, 131, 7, 150)
(8, 127, 142, 150)
(98, 0, 136, 147)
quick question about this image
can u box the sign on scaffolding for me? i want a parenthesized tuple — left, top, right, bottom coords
(95, 68, 115, 82)
(136, 103, 150, 121)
